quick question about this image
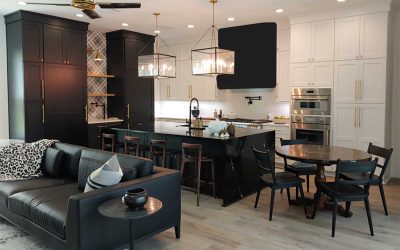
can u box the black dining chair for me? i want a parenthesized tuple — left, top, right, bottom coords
(310, 158, 378, 237)
(253, 146, 307, 221)
(340, 143, 393, 215)
(280, 138, 317, 197)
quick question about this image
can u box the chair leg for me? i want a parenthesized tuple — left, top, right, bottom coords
(196, 161, 201, 207)
(365, 197, 374, 236)
(254, 180, 262, 208)
(378, 182, 388, 216)
(286, 188, 291, 206)
(280, 188, 283, 194)
(299, 184, 307, 215)
(296, 187, 299, 200)
(331, 199, 338, 237)
(345, 201, 351, 214)
(174, 225, 181, 239)
(311, 190, 321, 219)
(180, 160, 186, 182)
(269, 188, 276, 221)
(211, 160, 216, 198)
(306, 175, 310, 192)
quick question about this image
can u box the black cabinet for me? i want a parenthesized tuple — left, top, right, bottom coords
(6, 10, 88, 145)
(106, 30, 155, 130)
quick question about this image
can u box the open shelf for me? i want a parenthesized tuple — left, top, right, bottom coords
(87, 73, 115, 78)
(88, 93, 116, 97)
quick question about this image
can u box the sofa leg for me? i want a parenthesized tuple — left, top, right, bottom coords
(174, 225, 181, 239)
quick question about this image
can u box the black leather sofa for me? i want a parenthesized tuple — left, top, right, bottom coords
(0, 142, 181, 250)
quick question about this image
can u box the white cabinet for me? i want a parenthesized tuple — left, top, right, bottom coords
(333, 103, 385, 150)
(335, 13, 388, 61)
(334, 59, 386, 103)
(291, 20, 334, 63)
(159, 64, 180, 100)
(203, 76, 217, 101)
(290, 62, 333, 87)
(276, 51, 290, 102)
(277, 28, 290, 52)
(264, 124, 290, 164)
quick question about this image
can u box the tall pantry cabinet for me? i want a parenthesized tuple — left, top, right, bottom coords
(6, 10, 88, 145)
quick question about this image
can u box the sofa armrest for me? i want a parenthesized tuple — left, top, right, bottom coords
(66, 167, 181, 250)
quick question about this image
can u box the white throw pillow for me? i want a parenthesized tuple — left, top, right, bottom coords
(84, 155, 123, 193)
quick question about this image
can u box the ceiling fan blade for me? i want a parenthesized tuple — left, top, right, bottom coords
(97, 2, 141, 9)
(82, 9, 101, 19)
(25, 2, 71, 6)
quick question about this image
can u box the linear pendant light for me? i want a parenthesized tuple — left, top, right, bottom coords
(191, 0, 235, 76)
(138, 13, 176, 79)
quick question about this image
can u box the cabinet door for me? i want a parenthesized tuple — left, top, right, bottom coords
(276, 51, 290, 102)
(358, 104, 385, 151)
(159, 80, 170, 100)
(277, 28, 290, 52)
(43, 25, 65, 64)
(169, 62, 180, 100)
(24, 62, 43, 102)
(360, 13, 388, 59)
(359, 59, 386, 104)
(291, 23, 312, 63)
(333, 103, 358, 148)
(334, 60, 359, 103)
(179, 61, 192, 100)
(312, 20, 334, 62)
(203, 76, 217, 101)
(311, 62, 334, 87)
(180, 42, 193, 61)
(190, 76, 204, 100)
(25, 101, 45, 142)
(335, 16, 360, 61)
(22, 21, 43, 62)
(290, 63, 311, 87)
(65, 29, 87, 66)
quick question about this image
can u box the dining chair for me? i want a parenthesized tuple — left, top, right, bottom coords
(310, 158, 378, 237)
(280, 138, 317, 198)
(253, 146, 307, 221)
(340, 143, 393, 215)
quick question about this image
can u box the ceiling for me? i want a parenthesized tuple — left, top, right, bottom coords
(0, 0, 387, 42)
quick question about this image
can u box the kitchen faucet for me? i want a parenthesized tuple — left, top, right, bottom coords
(188, 98, 200, 130)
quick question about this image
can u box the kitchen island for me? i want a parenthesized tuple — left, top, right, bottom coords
(106, 122, 275, 206)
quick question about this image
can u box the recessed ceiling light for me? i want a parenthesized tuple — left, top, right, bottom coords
(154, 30, 160, 34)
(121, 23, 128, 27)
(17, 1, 27, 5)
(275, 9, 284, 13)
(187, 24, 194, 29)
(227, 17, 235, 22)
(337, 0, 346, 2)
(76, 13, 84, 18)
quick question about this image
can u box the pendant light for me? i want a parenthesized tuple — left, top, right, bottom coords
(138, 13, 176, 78)
(191, 0, 235, 76)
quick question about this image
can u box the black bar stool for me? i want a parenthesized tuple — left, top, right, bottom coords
(124, 136, 140, 156)
(149, 139, 181, 169)
(180, 143, 216, 206)
(102, 133, 123, 153)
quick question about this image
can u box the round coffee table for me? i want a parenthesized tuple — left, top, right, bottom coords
(98, 197, 162, 250)
(276, 144, 371, 217)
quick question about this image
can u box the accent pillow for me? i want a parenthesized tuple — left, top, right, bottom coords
(41, 148, 65, 178)
(84, 155, 123, 193)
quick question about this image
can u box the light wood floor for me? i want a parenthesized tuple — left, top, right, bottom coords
(136, 178, 400, 250)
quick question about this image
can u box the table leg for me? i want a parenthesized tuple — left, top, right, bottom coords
(129, 220, 134, 250)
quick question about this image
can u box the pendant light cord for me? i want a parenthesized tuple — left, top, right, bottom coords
(155, 13, 159, 54)
(211, 1, 215, 48)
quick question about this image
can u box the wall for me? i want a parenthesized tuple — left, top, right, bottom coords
(0, 17, 9, 139)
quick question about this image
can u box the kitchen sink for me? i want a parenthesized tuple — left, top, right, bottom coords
(176, 124, 207, 130)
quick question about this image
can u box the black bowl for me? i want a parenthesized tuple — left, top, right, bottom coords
(123, 188, 148, 209)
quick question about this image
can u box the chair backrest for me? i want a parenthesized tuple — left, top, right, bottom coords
(150, 139, 166, 154)
(280, 138, 308, 146)
(335, 158, 378, 194)
(252, 146, 276, 183)
(367, 143, 393, 180)
(182, 142, 202, 156)
(102, 133, 115, 151)
(124, 136, 140, 156)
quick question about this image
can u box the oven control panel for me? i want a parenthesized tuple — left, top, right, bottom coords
(291, 115, 331, 125)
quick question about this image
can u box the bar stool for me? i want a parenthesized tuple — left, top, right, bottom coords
(181, 143, 216, 206)
(102, 133, 123, 153)
(124, 136, 140, 156)
(149, 139, 181, 168)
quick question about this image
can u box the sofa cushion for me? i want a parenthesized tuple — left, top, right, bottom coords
(41, 147, 65, 178)
(8, 183, 81, 239)
(52, 142, 83, 180)
(0, 177, 73, 208)
(77, 157, 138, 191)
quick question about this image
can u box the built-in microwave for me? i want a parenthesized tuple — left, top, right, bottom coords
(291, 88, 331, 116)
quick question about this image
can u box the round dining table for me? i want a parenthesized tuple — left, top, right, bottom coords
(276, 144, 371, 218)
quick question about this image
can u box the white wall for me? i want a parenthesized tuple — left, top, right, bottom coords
(0, 17, 9, 139)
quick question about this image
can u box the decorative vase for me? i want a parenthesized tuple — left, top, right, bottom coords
(122, 188, 148, 210)
(227, 123, 236, 136)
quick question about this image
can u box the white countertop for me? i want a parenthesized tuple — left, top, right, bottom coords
(88, 118, 124, 125)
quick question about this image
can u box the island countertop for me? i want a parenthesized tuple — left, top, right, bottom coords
(111, 121, 274, 140)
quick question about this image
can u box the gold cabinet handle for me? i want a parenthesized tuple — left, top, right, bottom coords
(359, 80, 362, 101)
(42, 104, 45, 124)
(354, 107, 357, 127)
(41, 80, 45, 100)
(168, 85, 171, 99)
(84, 105, 88, 122)
(354, 80, 358, 100)
(127, 104, 130, 119)
(358, 107, 361, 127)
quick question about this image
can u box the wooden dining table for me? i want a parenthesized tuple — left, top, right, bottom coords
(276, 144, 372, 218)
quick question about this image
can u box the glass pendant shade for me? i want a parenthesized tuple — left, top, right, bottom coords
(138, 13, 176, 79)
(192, 47, 234, 75)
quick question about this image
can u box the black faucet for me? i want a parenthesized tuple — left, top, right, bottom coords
(90, 102, 106, 120)
(188, 98, 200, 130)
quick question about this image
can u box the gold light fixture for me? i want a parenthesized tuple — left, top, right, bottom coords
(138, 13, 176, 78)
(94, 50, 103, 61)
(191, 0, 235, 76)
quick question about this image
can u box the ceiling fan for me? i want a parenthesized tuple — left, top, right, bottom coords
(25, 0, 141, 19)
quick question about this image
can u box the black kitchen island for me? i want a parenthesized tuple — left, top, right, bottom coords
(106, 122, 275, 206)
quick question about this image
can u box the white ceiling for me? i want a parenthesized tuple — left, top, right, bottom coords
(0, 0, 386, 42)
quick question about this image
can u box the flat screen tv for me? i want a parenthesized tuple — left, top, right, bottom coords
(217, 23, 277, 89)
